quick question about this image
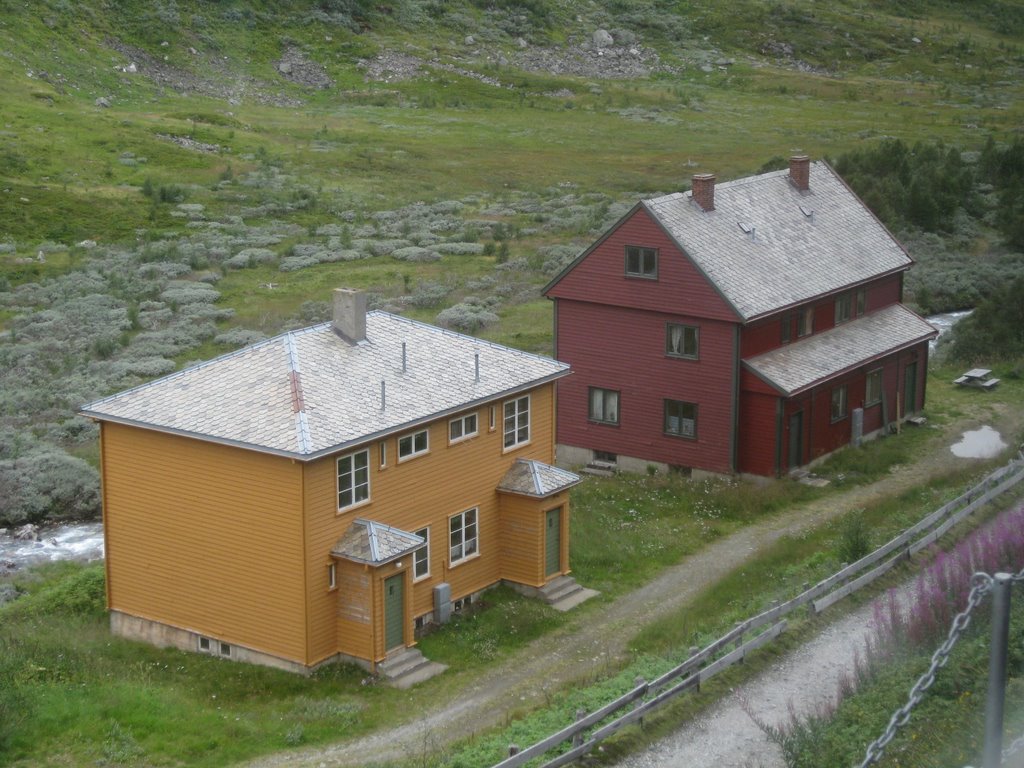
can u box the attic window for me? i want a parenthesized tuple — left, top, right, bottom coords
(799, 204, 814, 218)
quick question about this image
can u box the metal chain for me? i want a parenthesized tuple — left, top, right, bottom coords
(859, 572, 994, 768)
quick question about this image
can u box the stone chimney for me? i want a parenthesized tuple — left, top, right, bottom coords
(789, 155, 810, 192)
(332, 288, 366, 344)
(691, 173, 716, 212)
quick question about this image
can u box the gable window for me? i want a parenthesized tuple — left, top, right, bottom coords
(781, 314, 792, 344)
(379, 441, 387, 469)
(625, 246, 658, 279)
(413, 527, 430, 580)
(835, 294, 852, 324)
(503, 395, 530, 449)
(328, 563, 337, 590)
(831, 385, 848, 422)
(797, 307, 813, 337)
(664, 399, 697, 439)
(856, 288, 867, 317)
(449, 413, 478, 444)
(666, 324, 699, 359)
(337, 449, 370, 510)
(588, 387, 620, 425)
(398, 428, 429, 461)
(865, 369, 882, 406)
(449, 508, 478, 565)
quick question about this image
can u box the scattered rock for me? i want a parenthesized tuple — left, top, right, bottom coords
(95, 96, 111, 107)
(14, 523, 40, 541)
(157, 134, 222, 154)
(464, 35, 475, 46)
(275, 47, 334, 89)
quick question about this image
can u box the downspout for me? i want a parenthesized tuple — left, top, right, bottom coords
(299, 459, 311, 667)
(919, 342, 929, 411)
(551, 299, 559, 359)
(808, 390, 815, 460)
(774, 398, 783, 478)
(730, 325, 740, 473)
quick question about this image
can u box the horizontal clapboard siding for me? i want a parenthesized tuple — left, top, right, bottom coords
(102, 423, 307, 663)
(303, 384, 558, 663)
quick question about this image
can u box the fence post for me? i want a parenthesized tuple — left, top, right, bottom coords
(983, 573, 1013, 768)
(634, 676, 646, 729)
(572, 708, 587, 747)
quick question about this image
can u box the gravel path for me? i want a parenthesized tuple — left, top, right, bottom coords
(612, 596, 883, 768)
(244, 405, 1022, 768)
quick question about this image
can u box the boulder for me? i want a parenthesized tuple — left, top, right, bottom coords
(592, 29, 614, 49)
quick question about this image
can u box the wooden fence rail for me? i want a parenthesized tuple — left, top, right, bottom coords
(491, 457, 1024, 768)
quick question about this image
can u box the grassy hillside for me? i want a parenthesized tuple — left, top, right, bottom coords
(0, 0, 1022, 527)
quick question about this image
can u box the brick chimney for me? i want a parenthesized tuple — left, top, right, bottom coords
(691, 173, 716, 212)
(332, 288, 366, 344)
(789, 155, 810, 192)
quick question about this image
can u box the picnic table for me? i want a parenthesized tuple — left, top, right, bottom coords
(954, 368, 1000, 390)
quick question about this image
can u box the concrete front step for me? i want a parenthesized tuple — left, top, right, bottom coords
(378, 648, 447, 689)
(581, 460, 617, 477)
(538, 575, 599, 612)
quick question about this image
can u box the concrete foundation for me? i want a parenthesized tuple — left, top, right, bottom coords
(556, 443, 726, 481)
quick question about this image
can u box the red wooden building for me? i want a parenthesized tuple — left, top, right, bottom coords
(543, 157, 937, 477)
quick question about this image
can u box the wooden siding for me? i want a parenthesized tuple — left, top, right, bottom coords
(498, 490, 570, 587)
(547, 207, 738, 323)
(101, 423, 308, 663)
(740, 275, 906, 358)
(737, 391, 777, 476)
(555, 300, 736, 474)
(302, 383, 558, 664)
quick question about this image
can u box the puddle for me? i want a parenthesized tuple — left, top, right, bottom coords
(950, 425, 1008, 459)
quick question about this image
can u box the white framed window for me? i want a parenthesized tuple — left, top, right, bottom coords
(588, 387, 620, 425)
(488, 406, 496, 432)
(413, 527, 430, 580)
(831, 385, 848, 422)
(337, 449, 370, 510)
(865, 369, 882, 406)
(328, 563, 337, 590)
(503, 395, 530, 449)
(379, 441, 387, 469)
(398, 428, 429, 461)
(449, 413, 479, 444)
(666, 323, 699, 359)
(664, 399, 697, 439)
(625, 245, 657, 278)
(449, 508, 478, 565)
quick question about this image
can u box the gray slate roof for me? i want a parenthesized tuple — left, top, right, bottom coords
(497, 459, 581, 498)
(743, 304, 937, 395)
(81, 311, 570, 459)
(643, 162, 912, 321)
(332, 519, 424, 564)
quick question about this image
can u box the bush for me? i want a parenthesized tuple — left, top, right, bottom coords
(835, 512, 872, 564)
(0, 451, 101, 525)
(436, 298, 500, 332)
(390, 246, 440, 262)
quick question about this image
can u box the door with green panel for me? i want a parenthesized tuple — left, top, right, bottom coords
(384, 574, 404, 651)
(545, 507, 562, 577)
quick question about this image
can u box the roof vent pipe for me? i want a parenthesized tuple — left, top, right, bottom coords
(475, 352, 480, 382)
(691, 173, 716, 212)
(380, 380, 386, 411)
(402, 342, 407, 373)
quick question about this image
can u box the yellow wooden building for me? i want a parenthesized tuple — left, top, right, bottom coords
(81, 289, 581, 676)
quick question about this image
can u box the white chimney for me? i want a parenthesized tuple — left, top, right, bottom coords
(332, 288, 366, 344)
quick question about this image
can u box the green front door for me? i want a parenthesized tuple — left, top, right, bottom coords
(545, 507, 562, 577)
(384, 574, 404, 651)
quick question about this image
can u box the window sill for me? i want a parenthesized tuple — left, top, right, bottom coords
(502, 440, 531, 454)
(448, 552, 480, 569)
(663, 432, 697, 441)
(588, 419, 620, 427)
(397, 450, 430, 464)
(448, 434, 479, 447)
(337, 498, 371, 515)
(624, 274, 658, 281)
(665, 354, 699, 361)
